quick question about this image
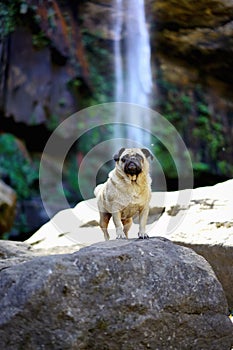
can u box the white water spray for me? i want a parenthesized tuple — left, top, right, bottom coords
(114, 0, 152, 147)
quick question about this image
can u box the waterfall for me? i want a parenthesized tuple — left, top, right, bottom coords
(114, 0, 152, 147)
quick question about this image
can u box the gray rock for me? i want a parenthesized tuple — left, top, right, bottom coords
(0, 241, 38, 272)
(0, 240, 31, 260)
(0, 240, 84, 270)
(176, 242, 233, 312)
(0, 238, 232, 350)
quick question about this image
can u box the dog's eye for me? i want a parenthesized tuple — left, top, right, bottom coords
(121, 156, 127, 163)
(136, 154, 144, 162)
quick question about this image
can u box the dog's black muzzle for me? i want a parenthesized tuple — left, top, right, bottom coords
(124, 159, 142, 176)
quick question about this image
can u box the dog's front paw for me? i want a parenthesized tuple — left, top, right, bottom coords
(138, 232, 149, 239)
(116, 229, 127, 240)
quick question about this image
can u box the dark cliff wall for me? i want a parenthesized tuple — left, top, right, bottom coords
(0, 0, 90, 131)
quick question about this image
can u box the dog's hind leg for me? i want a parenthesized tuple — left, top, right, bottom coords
(122, 218, 133, 239)
(99, 212, 111, 240)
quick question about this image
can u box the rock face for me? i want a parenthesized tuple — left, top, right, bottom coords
(0, 238, 232, 349)
(5, 27, 77, 125)
(175, 242, 233, 315)
(0, 0, 90, 127)
(0, 241, 34, 270)
(0, 180, 16, 235)
(152, 0, 233, 83)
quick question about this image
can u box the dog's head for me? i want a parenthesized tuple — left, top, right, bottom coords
(113, 148, 153, 177)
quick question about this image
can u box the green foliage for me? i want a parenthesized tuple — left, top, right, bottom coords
(217, 160, 230, 174)
(0, 1, 50, 50)
(0, 1, 19, 38)
(0, 1, 32, 39)
(78, 124, 112, 154)
(63, 154, 80, 200)
(32, 31, 50, 49)
(156, 71, 232, 178)
(192, 111, 225, 160)
(192, 162, 210, 172)
(63, 124, 115, 200)
(47, 113, 60, 130)
(180, 94, 192, 111)
(197, 102, 209, 115)
(0, 134, 39, 199)
(81, 32, 115, 105)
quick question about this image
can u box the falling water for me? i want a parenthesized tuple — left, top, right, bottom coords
(114, 0, 152, 147)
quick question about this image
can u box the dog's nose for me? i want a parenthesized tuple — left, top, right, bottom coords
(128, 162, 137, 171)
(128, 161, 136, 169)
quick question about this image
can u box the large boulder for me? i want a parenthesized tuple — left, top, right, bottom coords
(27, 179, 233, 310)
(0, 180, 16, 235)
(0, 238, 232, 349)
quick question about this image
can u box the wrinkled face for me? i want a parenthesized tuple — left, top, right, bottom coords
(120, 150, 144, 176)
(114, 148, 153, 176)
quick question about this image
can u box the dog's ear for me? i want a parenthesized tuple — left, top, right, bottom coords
(141, 148, 154, 161)
(113, 148, 125, 162)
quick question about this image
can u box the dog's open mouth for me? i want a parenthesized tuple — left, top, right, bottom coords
(124, 160, 142, 176)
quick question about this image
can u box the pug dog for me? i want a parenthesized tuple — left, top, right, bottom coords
(94, 147, 153, 240)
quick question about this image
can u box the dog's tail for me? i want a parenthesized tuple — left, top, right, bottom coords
(94, 184, 104, 197)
